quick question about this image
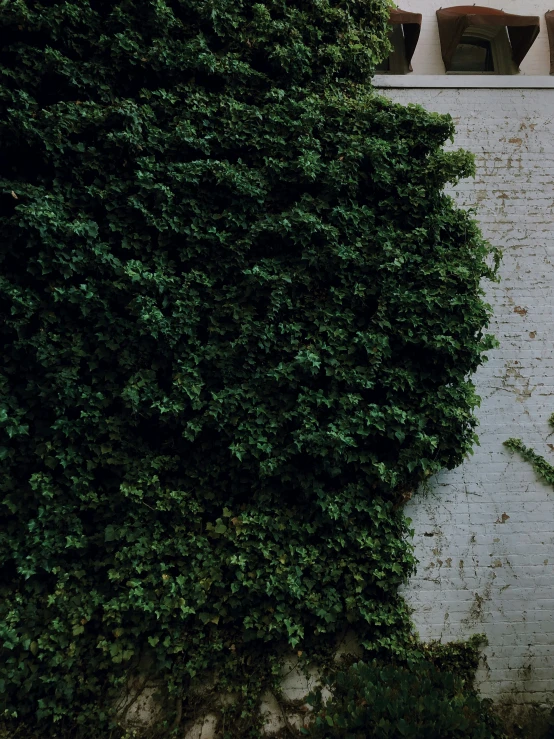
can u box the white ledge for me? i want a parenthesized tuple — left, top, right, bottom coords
(373, 75, 554, 89)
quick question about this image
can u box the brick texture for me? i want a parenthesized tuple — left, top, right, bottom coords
(381, 87, 554, 705)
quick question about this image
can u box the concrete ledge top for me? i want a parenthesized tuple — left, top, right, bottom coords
(372, 75, 554, 89)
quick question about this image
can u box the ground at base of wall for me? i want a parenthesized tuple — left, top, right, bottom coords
(1, 704, 553, 739)
(495, 703, 554, 739)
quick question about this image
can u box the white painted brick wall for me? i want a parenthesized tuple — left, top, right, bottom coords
(379, 87, 554, 706)
(397, 0, 552, 75)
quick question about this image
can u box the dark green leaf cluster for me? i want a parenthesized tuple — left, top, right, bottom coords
(0, 0, 498, 734)
(417, 633, 488, 689)
(305, 659, 506, 738)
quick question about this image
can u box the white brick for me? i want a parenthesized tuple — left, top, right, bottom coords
(381, 86, 554, 706)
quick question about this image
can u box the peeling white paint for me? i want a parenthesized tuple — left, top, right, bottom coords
(184, 713, 219, 739)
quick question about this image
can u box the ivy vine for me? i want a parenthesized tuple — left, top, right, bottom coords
(504, 414, 554, 488)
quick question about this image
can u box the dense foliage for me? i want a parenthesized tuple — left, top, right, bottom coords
(306, 659, 506, 738)
(0, 0, 499, 735)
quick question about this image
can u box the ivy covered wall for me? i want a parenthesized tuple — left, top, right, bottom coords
(0, 2, 503, 736)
